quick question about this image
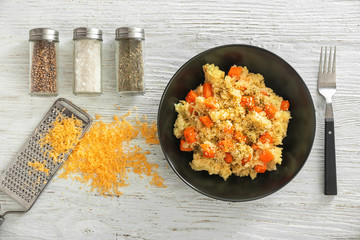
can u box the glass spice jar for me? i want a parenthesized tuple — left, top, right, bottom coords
(115, 27, 145, 94)
(29, 28, 59, 96)
(73, 27, 103, 95)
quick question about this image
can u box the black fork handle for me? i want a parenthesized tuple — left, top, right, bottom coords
(325, 118, 337, 195)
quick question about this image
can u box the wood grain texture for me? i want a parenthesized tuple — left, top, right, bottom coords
(0, 0, 360, 239)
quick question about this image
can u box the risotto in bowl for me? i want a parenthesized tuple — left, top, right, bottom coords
(174, 64, 291, 180)
(158, 45, 315, 201)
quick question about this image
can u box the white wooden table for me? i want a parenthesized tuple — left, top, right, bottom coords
(1, 0, 360, 239)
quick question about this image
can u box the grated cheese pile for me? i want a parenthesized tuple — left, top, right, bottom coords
(28, 113, 83, 177)
(39, 113, 83, 162)
(136, 117, 160, 145)
(28, 160, 50, 176)
(58, 113, 165, 196)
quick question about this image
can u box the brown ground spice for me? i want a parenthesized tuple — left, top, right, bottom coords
(30, 41, 57, 93)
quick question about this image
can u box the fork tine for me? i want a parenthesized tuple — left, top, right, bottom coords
(328, 47, 332, 73)
(319, 47, 323, 73)
(323, 46, 327, 73)
(332, 46, 336, 73)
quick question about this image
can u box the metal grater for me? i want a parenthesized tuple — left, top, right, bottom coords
(0, 98, 92, 224)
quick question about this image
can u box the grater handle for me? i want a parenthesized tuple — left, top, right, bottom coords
(0, 210, 26, 226)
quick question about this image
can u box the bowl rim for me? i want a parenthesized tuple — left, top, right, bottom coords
(158, 44, 316, 202)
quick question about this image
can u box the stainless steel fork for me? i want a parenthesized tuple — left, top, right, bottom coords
(318, 46, 337, 195)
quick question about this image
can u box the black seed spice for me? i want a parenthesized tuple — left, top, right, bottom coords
(30, 41, 57, 94)
(117, 39, 144, 92)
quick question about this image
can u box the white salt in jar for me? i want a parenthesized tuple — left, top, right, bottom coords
(73, 27, 102, 95)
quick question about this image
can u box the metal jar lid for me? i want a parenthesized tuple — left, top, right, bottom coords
(115, 27, 145, 40)
(29, 28, 59, 42)
(73, 27, 103, 41)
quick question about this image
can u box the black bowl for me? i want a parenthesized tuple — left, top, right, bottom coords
(158, 44, 315, 201)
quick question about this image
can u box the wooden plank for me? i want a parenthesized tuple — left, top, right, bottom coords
(0, 0, 360, 239)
